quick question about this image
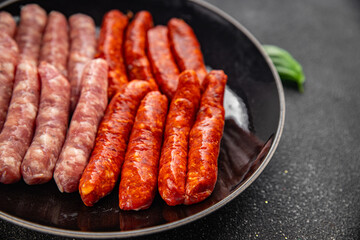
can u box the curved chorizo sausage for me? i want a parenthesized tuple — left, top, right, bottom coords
(39, 11, 69, 77)
(79, 80, 152, 207)
(0, 11, 16, 38)
(119, 91, 168, 210)
(147, 26, 179, 99)
(68, 13, 96, 113)
(158, 70, 201, 206)
(0, 60, 40, 184)
(184, 70, 227, 205)
(15, 4, 47, 64)
(53, 59, 108, 193)
(124, 11, 157, 89)
(97, 10, 129, 99)
(0, 32, 18, 131)
(21, 62, 71, 185)
(168, 18, 207, 89)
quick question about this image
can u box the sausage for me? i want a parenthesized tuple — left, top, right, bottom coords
(0, 32, 18, 131)
(0, 11, 16, 38)
(184, 70, 227, 205)
(15, 4, 47, 64)
(79, 80, 153, 207)
(168, 18, 207, 89)
(0, 60, 40, 184)
(158, 70, 201, 206)
(97, 10, 129, 99)
(21, 62, 71, 185)
(124, 11, 157, 89)
(119, 91, 168, 210)
(39, 11, 69, 77)
(53, 59, 108, 193)
(68, 13, 97, 113)
(147, 26, 179, 99)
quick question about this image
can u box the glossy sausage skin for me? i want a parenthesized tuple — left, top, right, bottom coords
(168, 18, 207, 89)
(0, 32, 18, 131)
(39, 11, 69, 77)
(0, 11, 16, 37)
(184, 70, 227, 205)
(158, 70, 201, 206)
(68, 14, 97, 113)
(15, 4, 47, 64)
(21, 62, 71, 185)
(54, 59, 108, 193)
(97, 10, 129, 99)
(124, 11, 157, 89)
(79, 80, 153, 206)
(119, 91, 168, 210)
(0, 60, 40, 184)
(147, 26, 179, 99)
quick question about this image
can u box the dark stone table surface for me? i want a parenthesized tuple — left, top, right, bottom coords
(1, 0, 359, 239)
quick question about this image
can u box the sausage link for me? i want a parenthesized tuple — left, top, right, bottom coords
(124, 11, 157, 89)
(21, 62, 71, 185)
(0, 32, 18, 131)
(0, 60, 40, 184)
(147, 26, 179, 99)
(15, 4, 47, 64)
(79, 80, 152, 207)
(168, 18, 207, 89)
(68, 13, 96, 113)
(184, 70, 227, 205)
(39, 11, 69, 77)
(0, 11, 16, 38)
(54, 59, 108, 193)
(97, 10, 129, 99)
(119, 91, 168, 210)
(158, 70, 201, 206)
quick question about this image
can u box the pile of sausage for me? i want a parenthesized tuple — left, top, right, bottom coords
(0, 4, 228, 210)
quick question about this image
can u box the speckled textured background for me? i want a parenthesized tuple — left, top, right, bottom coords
(1, 0, 360, 239)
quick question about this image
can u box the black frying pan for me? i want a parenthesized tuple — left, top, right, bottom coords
(0, 0, 285, 238)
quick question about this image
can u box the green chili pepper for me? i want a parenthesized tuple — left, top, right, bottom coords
(263, 45, 305, 93)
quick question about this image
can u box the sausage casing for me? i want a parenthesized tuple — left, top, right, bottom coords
(184, 70, 227, 205)
(0, 60, 40, 184)
(97, 10, 129, 99)
(68, 13, 97, 112)
(79, 80, 152, 206)
(158, 70, 201, 206)
(147, 26, 179, 99)
(0, 11, 16, 38)
(119, 91, 168, 210)
(0, 32, 18, 131)
(168, 18, 207, 89)
(21, 62, 71, 185)
(15, 4, 47, 64)
(53, 59, 108, 193)
(39, 11, 69, 77)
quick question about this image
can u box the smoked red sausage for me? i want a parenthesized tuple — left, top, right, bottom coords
(184, 70, 227, 205)
(0, 32, 18, 131)
(147, 26, 179, 99)
(79, 80, 153, 206)
(124, 11, 157, 89)
(68, 13, 96, 113)
(119, 91, 168, 210)
(0, 60, 40, 184)
(0, 11, 16, 38)
(21, 62, 71, 185)
(158, 70, 201, 206)
(168, 18, 207, 89)
(15, 4, 47, 64)
(39, 11, 69, 77)
(53, 59, 108, 193)
(97, 10, 129, 99)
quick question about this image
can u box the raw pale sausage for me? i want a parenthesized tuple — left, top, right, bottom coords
(0, 11, 16, 37)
